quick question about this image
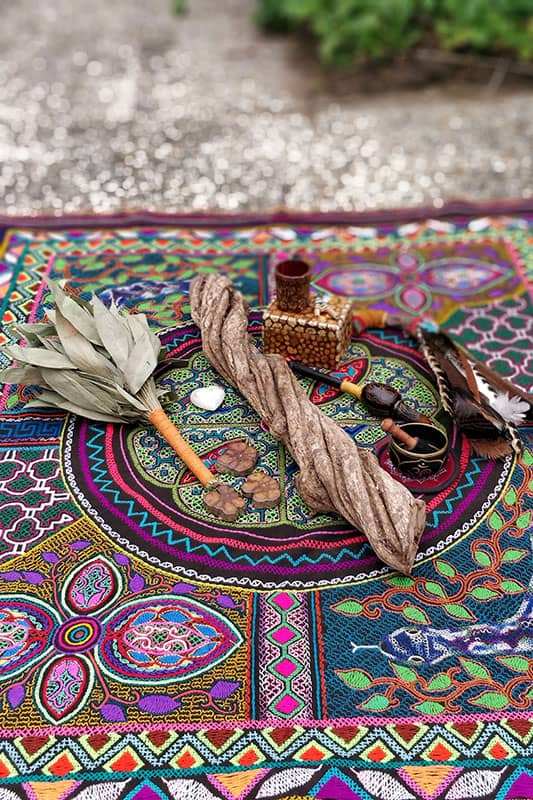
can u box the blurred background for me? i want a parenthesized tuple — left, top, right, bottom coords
(0, 0, 532, 215)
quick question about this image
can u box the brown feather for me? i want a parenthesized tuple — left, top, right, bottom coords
(470, 438, 513, 459)
(457, 348, 481, 402)
(461, 349, 533, 412)
(415, 329, 521, 457)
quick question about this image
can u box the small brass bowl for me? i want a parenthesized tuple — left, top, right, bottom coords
(388, 422, 448, 479)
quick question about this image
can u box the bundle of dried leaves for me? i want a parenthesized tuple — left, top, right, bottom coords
(0, 280, 217, 493)
(2, 280, 162, 422)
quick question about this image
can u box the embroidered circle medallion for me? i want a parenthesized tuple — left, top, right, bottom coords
(54, 617, 102, 653)
(61, 318, 512, 589)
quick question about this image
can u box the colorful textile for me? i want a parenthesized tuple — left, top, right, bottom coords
(0, 210, 531, 800)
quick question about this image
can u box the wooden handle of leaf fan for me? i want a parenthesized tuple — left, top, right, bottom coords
(148, 407, 216, 487)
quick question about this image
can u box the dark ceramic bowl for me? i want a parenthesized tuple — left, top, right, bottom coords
(388, 422, 448, 479)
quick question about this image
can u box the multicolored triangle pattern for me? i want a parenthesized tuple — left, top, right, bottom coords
(1, 718, 533, 777)
(0, 764, 530, 799)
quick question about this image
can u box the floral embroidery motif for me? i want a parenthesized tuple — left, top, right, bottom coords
(0, 551, 243, 724)
(315, 246, 515, 318)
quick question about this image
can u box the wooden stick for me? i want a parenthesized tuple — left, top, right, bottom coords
(148, 406, 216, 487)
(381, 418, 441, 454)
(381, 418, 418, 450)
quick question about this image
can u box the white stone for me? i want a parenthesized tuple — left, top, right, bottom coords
(190, 385, 225, 411)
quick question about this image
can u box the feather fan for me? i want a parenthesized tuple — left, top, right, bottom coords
(414, 328, 527, 458)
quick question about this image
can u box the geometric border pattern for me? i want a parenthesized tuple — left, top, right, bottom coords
(1, 717, 532, 777)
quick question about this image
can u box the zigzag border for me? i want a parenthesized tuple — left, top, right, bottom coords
(0, 718, 531, 777)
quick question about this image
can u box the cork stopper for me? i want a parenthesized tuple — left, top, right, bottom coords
(275, 259, 312, 313)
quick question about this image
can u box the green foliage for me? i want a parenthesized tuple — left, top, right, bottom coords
(255, 0, 533, 63)
(414, 700, 446, 714)
(435, 560, 457, 579)
(360, 693, 391, 710)
(424, 581, 447, 598)
(496, 655, 530, 672)
(336, 668, 373, 689)
(469, 586, 500, 601)
(255, 0, 295, 32)
(392, 663, 418, 683)
(502, 548, 528, 562)
(459, 657, 492, 681)
(402, 604, 430, 624)
(489, 510, 504, 531)
(471, 690, 510, 709)
(436, 0, 533, 61)
(443, 603, 475, 620)
(426, 672, 452, 691)
(332, 598, 364, 616)
(386, 576, 415, 588)
(500, 579, 525, 594)
(473, 549, 492, 567)
(257, 0, 433, 63)
(517, 510, 531, 529)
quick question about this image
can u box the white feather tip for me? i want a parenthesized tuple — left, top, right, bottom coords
(489, 392, 530, 425)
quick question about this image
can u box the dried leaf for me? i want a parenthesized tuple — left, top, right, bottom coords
(25, 394, 63, 409)
(109, 300, 123, 318)
(27, 391, 125, 423)
(0, 366, 45, 386)
(150, 332, 162, 359)
(78, 369, 123, 389)
(125, 314, 161, 357)
(46, 280, 102, 345)
(73, 379, 140, 418)
(124, 331, 159, 394)
(112, 383, 148, 412)
(68, 291, 93, 313)
(92, 294, 132, 371)
(9, 322, 56, 344)
(35, 335, 67, 353)
(2, 344, 75, 369)
(4, 282, 163, 423)
(40, 368, 121, 415)
(125, 313, 150, 341)
(128, 314, 161, 359)
(54, 307, 116, 378)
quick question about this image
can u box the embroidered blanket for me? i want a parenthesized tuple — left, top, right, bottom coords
(0, 209, 531, 800)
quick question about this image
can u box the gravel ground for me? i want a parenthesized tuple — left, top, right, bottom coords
(0, 0, 532, 215)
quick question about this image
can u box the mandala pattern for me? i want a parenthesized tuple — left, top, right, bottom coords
(0, 212, 531, 797)
(61, 321, 516, 590)
(0, 549, 244, 725)
(297, 238, 523, 325)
